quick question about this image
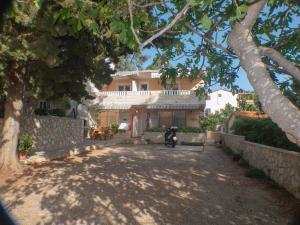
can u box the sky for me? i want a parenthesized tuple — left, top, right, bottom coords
(138, 3, 300, 93)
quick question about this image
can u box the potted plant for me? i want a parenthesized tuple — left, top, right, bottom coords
(18, 134, 34, 160)
(111, 123, 119, 134)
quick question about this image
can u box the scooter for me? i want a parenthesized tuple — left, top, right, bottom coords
(164, 127, 177, 148)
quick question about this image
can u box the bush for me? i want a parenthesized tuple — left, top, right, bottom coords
(245, 168, 266, 179)
(238, 158, 249, 167)
(111, 123, 119, 129)
(232, 153, 241, 161)
(117, 129, 127, 133)
(18, 134, 34, 154)
(223, 147, 233, 156)
(48, 108, 66, 117)
(34, 108, 48, 116)
(146, 127, 204, 133)
(232, 118, 300, 152)
(178, 127, 204, 133)
(145, 127, 165, 132)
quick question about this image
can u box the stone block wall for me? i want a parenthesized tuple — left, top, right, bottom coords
(143, 132, 206, 144)
(20, 116, 84, 152)
(219, 132, 300, 199)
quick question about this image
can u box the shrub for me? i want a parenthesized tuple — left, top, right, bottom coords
(34, 108, 48, 116)
(238, 158, 249, 167)
(232, 153, 241, 161)
(117, 129, 127, 133)
(178, 127, 204, 133)
(48, 108, 66, 117)
(232, 118, 300, 152)
(111, 123, 119, 129)
(245, 168, 266, 179)
(223, 147, 233, 156)
(18, 134, 34, 154)
(145, 127, 165, 132)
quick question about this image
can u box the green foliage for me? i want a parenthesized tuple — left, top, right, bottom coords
(117, 129, 127, 133)
(48, 108, 66, 117)
(18, 134, 34, 154)
(178, 127, 204, 133)
(203, 104, 234, 131)
(34, 108, 48, 116)
(0, 0, 133, 101)
(238, 158, 249, 167)
(146, 127, 204, 133)
(223, 147, 233, 156)
(232, 153, 241, 161)
(111, 123, 118, 129)
(232, 118, 300, 151)
(145, 127, 165, 132)
(245, 168, 266, 179)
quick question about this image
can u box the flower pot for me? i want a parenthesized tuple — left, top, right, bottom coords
(18, 152, 27, 161)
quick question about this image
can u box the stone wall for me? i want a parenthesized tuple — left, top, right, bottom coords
(20, 116, 84, 152)
(218, 132, 300, 199)
(143, 132, 206, 144)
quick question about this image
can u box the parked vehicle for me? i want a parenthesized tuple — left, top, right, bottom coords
(164, 126, 178, 148)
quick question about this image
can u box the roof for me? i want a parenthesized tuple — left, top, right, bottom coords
(233, 111, 269, 119)
(113, 70, 160, 77)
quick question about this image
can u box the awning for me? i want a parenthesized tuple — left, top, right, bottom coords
(95, 103, 203, 110)
(96, 104, 132, 110)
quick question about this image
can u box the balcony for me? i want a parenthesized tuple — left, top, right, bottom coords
(89, 90, 204, 110)
(97, 90, 195, 97)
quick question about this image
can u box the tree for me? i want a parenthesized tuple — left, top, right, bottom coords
(121, 0, 300, 145)
(116, 52, 149, 71)
(0, 0, 132, 171)
(202, 104, 235, 131)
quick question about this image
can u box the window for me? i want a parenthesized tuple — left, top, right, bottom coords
(39, 101, 50, 110)
(206, 95, 211, 100)
(118, 85, 131, 91)
(205, 108, 211, 116)
(218, 93, 222, 97)
(140, 83, 148, 91)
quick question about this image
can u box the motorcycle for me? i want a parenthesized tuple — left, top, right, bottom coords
(164, 126, 178, 148)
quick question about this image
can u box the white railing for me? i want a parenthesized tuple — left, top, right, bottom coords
(98, 90, 194, 97)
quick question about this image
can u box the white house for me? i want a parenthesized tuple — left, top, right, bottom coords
(204, 89, 237, 116)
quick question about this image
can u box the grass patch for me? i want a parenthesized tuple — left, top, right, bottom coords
(223, 147, 233, 156)
(245, 168, 266, 179)
(238, 158, 249, 167)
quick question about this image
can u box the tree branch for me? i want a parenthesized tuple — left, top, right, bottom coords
(128, 0, 141, 46)
(161, 0, 235, 56)
(139, 0, 193, 50)
(259, 46, 300, 81)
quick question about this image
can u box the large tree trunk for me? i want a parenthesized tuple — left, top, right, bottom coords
(228, 0, 300, 145)
(0, 62, 25, 172)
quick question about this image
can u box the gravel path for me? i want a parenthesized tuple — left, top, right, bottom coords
(0, 145, 299, 225)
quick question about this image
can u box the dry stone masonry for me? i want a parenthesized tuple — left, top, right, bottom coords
(213, 132, 300, 200)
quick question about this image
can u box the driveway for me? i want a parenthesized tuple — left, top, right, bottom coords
(0, 145, 299, 225)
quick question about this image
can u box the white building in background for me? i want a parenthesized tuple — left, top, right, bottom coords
(204, 89, 237, 116)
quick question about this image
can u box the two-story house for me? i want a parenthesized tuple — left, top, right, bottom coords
(204, 89, 238, 116)
(87, 70, 205, 137)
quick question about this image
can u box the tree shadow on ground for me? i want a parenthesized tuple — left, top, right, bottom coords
(0, 145, 299, 225)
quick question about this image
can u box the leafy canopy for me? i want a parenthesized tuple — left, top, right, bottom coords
(0, 0, 134, 100)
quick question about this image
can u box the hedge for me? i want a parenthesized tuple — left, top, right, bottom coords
(231, 117, 300, 152)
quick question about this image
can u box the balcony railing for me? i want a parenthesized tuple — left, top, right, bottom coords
(98, 90, 195, 97)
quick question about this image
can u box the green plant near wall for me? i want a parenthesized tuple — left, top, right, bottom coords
(18, 134, 34, 155)
(232, 118, 300, 152)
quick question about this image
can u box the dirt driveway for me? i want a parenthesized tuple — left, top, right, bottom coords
(0, 145, 299, 225)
